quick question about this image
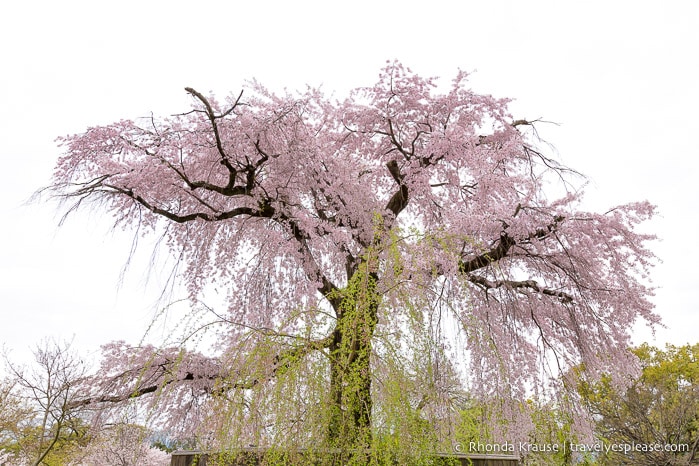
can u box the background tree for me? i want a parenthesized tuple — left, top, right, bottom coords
(77, 422, 170, 466)
(1, 340, 88, 466)
(579, 343, 699, 465)
(49, 63, 658, 462)
(0, 377, 33, 460)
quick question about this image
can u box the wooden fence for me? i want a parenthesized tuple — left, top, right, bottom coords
(171, 449, 520, 465)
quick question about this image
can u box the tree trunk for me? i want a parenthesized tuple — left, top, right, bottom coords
(327, 268, 379, 462)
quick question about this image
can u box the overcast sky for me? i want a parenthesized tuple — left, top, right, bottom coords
(1, 1, 697, 367)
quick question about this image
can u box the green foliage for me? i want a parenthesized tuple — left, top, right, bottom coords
(184, 225, 473, 464)
(521, 399, 598, 466)
(0, 415, 90, 465)
(579, 343, 699, 465)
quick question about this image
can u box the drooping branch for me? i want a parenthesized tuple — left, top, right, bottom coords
(62, 170, 342, 305)
(70, 335, 334, 409)
(75, 176, 343, 311)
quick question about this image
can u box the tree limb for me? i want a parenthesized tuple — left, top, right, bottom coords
(69, 335, 334, 409)
(385, 160, 409, 217)
(466, 274, 574, 304)
(458, 233, 516, 274)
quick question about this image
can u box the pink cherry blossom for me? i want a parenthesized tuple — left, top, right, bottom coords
(51, 62, 658, 455)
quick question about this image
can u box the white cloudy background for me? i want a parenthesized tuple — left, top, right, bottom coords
(1, 1, 697, 367)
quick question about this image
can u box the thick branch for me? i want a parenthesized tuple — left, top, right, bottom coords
(280, 213, 342, 309)
(171, 135, 266, 198)
(106, 184, 270, 223)
(466, 274, 574, 304)
(523, 214, 565, 243)
(458, 214, 564, 274)
(458, 233, 516, 273)
(385, 160, 408, 216)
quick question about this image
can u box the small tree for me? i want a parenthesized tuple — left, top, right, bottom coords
(2, 340, 88, 466)
(50, 62, 658, 461)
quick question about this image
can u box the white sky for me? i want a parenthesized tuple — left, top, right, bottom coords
(1, 1, 697, 367)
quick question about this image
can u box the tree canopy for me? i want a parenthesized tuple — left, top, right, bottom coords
(50, 62, 658, 461)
